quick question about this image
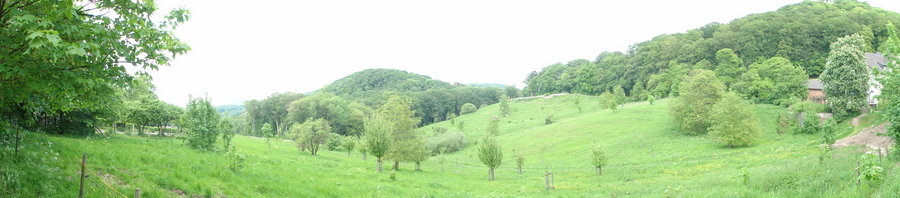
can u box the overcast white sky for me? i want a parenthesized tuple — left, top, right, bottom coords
(142, 0, 900, 106)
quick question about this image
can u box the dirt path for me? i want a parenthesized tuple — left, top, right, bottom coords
(831, 113, 894, 155)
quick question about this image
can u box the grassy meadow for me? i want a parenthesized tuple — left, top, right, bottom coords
(2, 95, 899, 197)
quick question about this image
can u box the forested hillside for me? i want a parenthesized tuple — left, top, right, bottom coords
(524, 0, 900, 98)
(319, 68, 456, 103)
(235, 69, 516, 138)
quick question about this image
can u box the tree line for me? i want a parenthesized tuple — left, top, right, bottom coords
(523, 0, 900, 102)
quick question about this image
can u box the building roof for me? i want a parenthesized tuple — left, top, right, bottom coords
(865, 52, 887, 71)
(807, 79, 823, 90)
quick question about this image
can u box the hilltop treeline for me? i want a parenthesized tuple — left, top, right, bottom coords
(236, 69, 516, 137)
(524, 0, 900, 98)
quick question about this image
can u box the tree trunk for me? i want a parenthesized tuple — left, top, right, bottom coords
(797, 112, 805, 127)
(363, 153, 367, 160)
(347, 151, 351, 157)
(377, 158, 383, 172)
(415, 162, 421, 171)
(112, 121, 117, 134)
(15, 126, 20, 156)
(392, 160, 400, 171)
(489, 168, 495, 181)
(518, 166, 522, 175)
(599, 166, 603, 176)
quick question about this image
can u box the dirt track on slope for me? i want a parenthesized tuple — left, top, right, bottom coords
(831, 113, 894, 155)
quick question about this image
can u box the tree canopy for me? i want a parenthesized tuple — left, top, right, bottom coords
(523, 0, 900, 100)
(821, 34, 871, 120)
(669, 69, 726, 135)
(0, 0, 190, 135)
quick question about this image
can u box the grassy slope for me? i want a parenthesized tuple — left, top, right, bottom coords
(2, 94, 898, 197)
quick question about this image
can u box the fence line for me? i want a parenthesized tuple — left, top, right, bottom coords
(76, 154, 129, 198)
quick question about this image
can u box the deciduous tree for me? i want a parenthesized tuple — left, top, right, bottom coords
(709, 93, 761, 147)
(380, 96, 423, 170)
(668, 69, 726, 135)
(0, 0, 191, 129)
(293, 118, 332, 156)
(820, 34, 870, 120)
(714, 48, 745, 87)
(364, 114, 392, 172)
(478, 135, 503, 181)
(181, 95, 221, 151)
(590, 142, 608, 176)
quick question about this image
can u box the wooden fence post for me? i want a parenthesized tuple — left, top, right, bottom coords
(79, 154, 86, 198)
(135, 188, 141, 198)
(545, 173, 555, 190)
(856, 159, 860, 187)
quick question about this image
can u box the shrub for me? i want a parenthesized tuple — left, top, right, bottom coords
(798, 112, 821, 134)
(225, 145, 246, 171)
(777, 111, 795, 134)
(432, 127, 448, 136)
(460, 103, 477, 114)
(545, 115, 553, 125)
(426, 132, 466, 155)
(326, 134, 342, 151)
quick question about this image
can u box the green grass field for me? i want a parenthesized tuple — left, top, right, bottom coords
(2, 95, 898, 197)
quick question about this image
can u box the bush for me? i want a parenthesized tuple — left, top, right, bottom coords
(460, 103, 477, 114)
(426, 132, 466, 155)
(798, 112, 821, 134)
(777, 111, 796, 134)
(326, 135, 342, 151)
(432, 126, 448, 136)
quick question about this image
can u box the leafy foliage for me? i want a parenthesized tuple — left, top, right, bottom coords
(181, 95, 222, 151)
(499, 94, 510, 116)
(668, 70, 725, 135)
(379, 96, 425, 170)
(286, 92, 369, 136)
(875, 22, 900, 153)
(460, 103, 477, 115)
(342, 135, 357, 156)
(292, 118, 332, 155)
(425, 132, 466, 155)
(820, 34, 870, 120)
(733, 57, 808, 106)
(0, 0, 191, 131)
(363, 114, 392, 172)
(477, 135, 503, 181)
(708, 93, 761, 147)
(714, 48, 746, 87)
(523, 1, 900, 100)
(590, 142, 609, 176)
(326, 134, 342, 151)
(486, 115, 500, 136)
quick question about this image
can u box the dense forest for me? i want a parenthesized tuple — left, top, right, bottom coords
(524, 0, 900, 98)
